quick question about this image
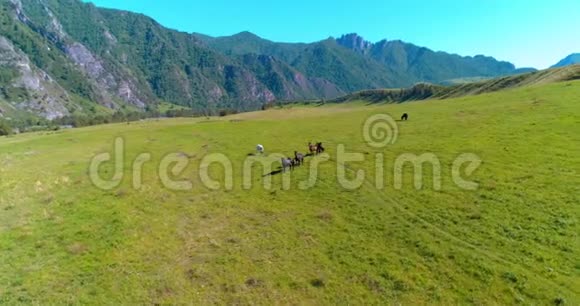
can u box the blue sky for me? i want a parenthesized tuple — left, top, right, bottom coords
(84, 0, 579, 69)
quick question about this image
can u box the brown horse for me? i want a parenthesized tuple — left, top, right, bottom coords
(308, 142, 325, 155)
(308, 142, 318, 155)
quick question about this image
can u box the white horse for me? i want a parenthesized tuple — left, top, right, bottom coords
(256, 144, 264, 154)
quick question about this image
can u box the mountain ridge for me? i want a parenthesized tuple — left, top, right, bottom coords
(197, 31, 536, 88)
(0, 0, 537, 120)
(552, 53, 580, 68)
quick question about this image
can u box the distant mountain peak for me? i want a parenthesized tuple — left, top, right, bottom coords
(552, 53, 580, 68)
(336, 33, 373, 54)
(231, 31, 260, 39)
(235, 31, 256, 36)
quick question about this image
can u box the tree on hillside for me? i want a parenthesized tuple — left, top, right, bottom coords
(0, 120, 13, 136)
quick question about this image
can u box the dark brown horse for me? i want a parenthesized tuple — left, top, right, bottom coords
(308, 142, 325, 155)
(316, 142, 325, 154)
(401, 113, 409, 121)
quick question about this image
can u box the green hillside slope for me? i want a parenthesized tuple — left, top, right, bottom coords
(333, 65, 580, 103)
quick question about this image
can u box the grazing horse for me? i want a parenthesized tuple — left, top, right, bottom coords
(316, 142, 325, 154)
(281, 157, 294, 172)
(401, 113, 409, 121)
(291, 158, 299, 167)
(294, 151, 305, 165)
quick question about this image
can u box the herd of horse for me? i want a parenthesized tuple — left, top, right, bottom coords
(281, 142, 325, 172)
(260, 113, 408, 173)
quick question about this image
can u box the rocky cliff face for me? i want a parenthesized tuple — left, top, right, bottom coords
(237, 54, 344, 101)
(336, 33, 373, 54)
(0, 35, 70, 119)
(20, 0, 149, 109)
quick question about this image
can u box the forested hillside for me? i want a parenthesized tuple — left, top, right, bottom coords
(0, 0, 533, 121)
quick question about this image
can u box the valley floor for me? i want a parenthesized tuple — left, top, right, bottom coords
(0, 81, 579, 304)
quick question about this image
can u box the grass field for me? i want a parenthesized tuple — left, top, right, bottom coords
(0, 80, 579, 304)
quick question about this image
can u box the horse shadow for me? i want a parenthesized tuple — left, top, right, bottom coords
(263, 167, 284, 177)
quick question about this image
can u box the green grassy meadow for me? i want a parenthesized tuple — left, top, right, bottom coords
(0, 81, 579, 304)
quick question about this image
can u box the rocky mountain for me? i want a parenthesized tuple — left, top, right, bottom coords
(551, 53, 580, 68)
(336, 34, 536, 83)
(336, 33, 373, 54)
(196, 33, 408, 91)
(236, 53, 344, 100)
(0, 0, 535, 120)
(198, 32, 536, 93)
